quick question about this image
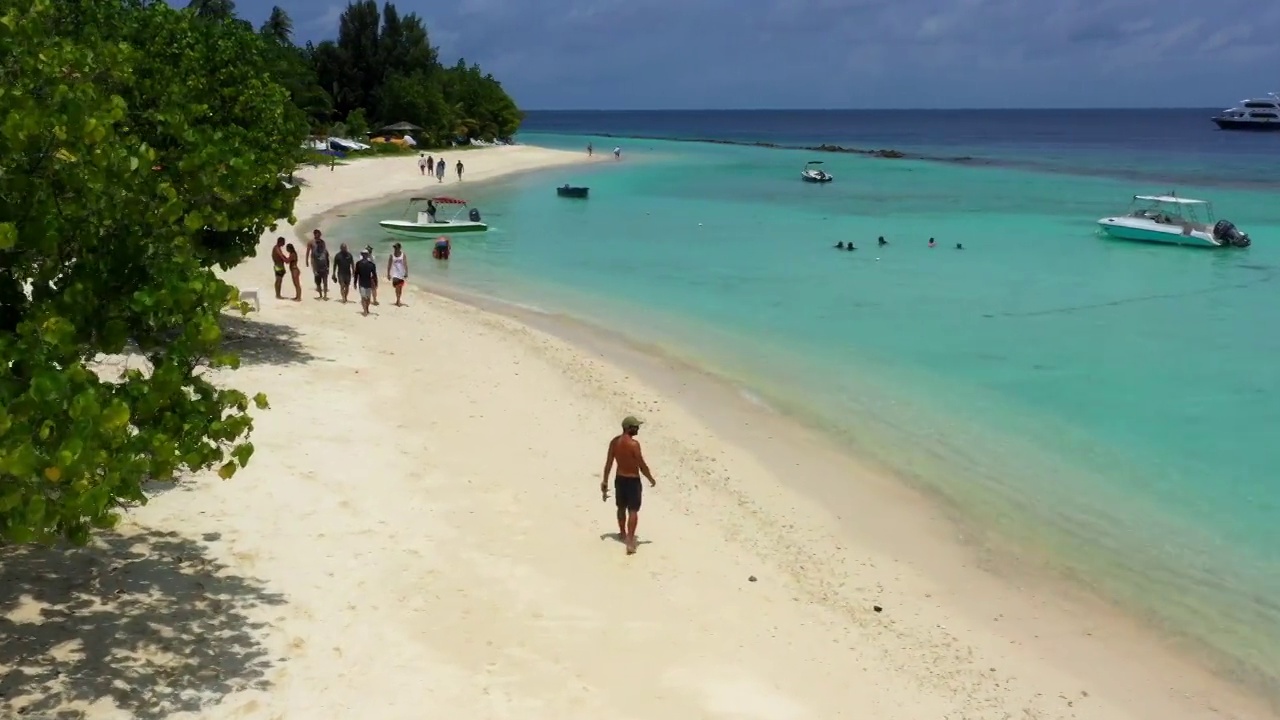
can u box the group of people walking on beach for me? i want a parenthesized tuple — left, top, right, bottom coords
(270, 229, 411, 316)
(418, 153, 464, 182)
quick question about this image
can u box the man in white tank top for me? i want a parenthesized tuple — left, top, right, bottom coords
(386, 242, 409, 306)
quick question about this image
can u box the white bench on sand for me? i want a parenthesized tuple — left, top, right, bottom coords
(238, 288, 260, 312)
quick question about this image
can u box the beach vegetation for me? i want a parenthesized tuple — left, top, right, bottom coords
(303, 1, 523, 145)
(0, 0, 306, 543)
(187, 0, 239, 23)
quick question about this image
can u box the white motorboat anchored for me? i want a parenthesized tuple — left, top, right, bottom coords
(801, 160, 833, 183)
(1097, 194, 1251, 248)
(1211, 93, 1280, 131)
(378, 196, 488, 239)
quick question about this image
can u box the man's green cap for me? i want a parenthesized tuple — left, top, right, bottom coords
(621, 415, 644, 428)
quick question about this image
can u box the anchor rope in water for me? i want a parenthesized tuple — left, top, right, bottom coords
(989, 265, 1278, 319)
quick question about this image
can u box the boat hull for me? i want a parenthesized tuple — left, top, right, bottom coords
(1096, 218, 1220, 247)
(1208, 117, 1280, 130)
(801, 173, 833, 183)
(556, 187, 589, 198)
(1212, 118, 1280, 131)
(379, 220, 487, 238)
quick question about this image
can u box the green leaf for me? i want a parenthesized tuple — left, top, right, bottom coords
(198, 320, 221, 344)
(217, 462, 237, 479)
(0, 222, 16, 250)
(231, 441, 254, 466)
(252, 392, 269, 409)
(25, 495, 47, 526)
(5, 442, 41, 477)
(100, 400, 131, 431)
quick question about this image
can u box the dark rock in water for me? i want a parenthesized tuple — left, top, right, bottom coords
(873, 605, 883, 613)
(811, 144, 905, 159)
(748, 575, 758, 582)
(584, 132, 1121, 176)
(593, 133, 930, 162)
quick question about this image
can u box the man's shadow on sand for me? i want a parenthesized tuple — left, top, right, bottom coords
(598, 533, 653, 547)
(0, 530, 285, 719)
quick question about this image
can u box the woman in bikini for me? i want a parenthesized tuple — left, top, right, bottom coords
(285, 243, 302, 301)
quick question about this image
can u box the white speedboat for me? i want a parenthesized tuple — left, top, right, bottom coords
(1097, 194, 1251, 248)
(1211, 94, 1280, 131)
(801, 160, 833, 183)
(378, 196, 487, 238)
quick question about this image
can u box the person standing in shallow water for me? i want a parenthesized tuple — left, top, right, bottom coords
(601, 416, 656, 555)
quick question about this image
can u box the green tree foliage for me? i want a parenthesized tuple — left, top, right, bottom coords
(187, 0, 236, 22)
(309, 1, 523, 143)
(0, 0, 307, 543)
(344, 108, 371, 139)
(257, 8, 334, 127)
(261, 4, 292, 44)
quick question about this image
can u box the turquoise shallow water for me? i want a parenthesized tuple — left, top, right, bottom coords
(333, 137, 1280, 687)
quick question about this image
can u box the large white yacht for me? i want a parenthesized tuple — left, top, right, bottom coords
(1211, 93, 1280, 130)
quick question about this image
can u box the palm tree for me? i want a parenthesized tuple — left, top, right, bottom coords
(261, 6, 293, 45)
(186, 0, 236, 21)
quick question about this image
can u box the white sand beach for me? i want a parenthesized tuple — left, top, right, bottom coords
(3, 145, 1274, 719)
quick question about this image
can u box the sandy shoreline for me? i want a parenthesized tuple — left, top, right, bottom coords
(2, 145, 1273, 719)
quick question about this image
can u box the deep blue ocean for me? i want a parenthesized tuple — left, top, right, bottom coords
(334, 108, 1280, 689)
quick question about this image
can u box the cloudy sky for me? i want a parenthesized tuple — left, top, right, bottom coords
(235, 0, 1280, 109)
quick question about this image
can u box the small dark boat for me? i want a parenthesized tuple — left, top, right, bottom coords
(557, 184, 589, 198)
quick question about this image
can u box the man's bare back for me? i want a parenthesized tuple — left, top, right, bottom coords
(610, 434, 644, 478)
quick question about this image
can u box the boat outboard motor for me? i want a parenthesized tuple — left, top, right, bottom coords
(1212, 219, 1251, 248)
(469, 207, 481, 222)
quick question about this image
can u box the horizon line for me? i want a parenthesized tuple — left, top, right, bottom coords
(522, 106, 1222, 113)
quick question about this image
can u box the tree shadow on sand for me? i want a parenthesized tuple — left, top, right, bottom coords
(0, 530, 286, 718)
(220, 313, 319, 367)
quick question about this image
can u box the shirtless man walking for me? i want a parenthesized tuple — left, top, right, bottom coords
(601, 416, 656, 554)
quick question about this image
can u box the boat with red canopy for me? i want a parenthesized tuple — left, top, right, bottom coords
(379, 196, 488, 238)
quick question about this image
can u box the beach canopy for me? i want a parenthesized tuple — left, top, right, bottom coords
(1133, 194, 1207, 205)
(379, 121, 423, 133)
